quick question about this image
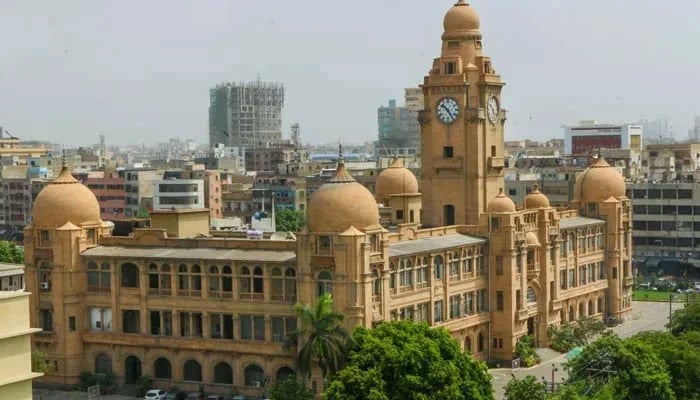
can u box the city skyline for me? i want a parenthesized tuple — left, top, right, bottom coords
(2, 0, 700, 146)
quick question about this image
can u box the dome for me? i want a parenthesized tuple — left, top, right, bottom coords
(443, 0, 480, 33)
(524, 184, 550, 209)
(487, 188, 516, 213)
(574, 157, 626, 203)
(32, 165, 102, 228)
(308, 158, 380, 234)
(525, 232, 541, 247)
(375, 158, 419, 203)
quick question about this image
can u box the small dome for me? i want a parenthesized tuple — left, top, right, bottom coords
(443, 0, 480, 33)
(487, 188, 516, 213)
(574, 157, 626, 203)
(308, 157, 380, 234)
(32, 165, 102, 228)
(525, 232, 541, 247)
(375, 158, 419, 203)
(524, 184, 550, 209)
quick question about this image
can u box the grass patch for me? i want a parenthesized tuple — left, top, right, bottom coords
(632, 290, 696, 302)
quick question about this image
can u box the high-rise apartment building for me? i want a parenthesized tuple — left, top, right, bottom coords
(376, 91, 422, 157)
(209, 81, 285, 150)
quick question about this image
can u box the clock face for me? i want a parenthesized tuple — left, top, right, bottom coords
(487, 96, 499, 124)
(437, 97, 459, 124)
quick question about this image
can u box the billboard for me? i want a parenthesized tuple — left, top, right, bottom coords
(571, 135, 622, 154)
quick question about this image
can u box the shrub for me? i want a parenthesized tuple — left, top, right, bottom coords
(515, 334, 541, 367)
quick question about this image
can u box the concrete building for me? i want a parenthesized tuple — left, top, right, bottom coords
(152, 179, 205, 211)
(84, 172, 127, 221)
(564, 121, 643, 155)
(24, 2, 632, 397)
(119, 169, 164, 217)
(0, 289, 43, 400)
(209, 81, 285, 149)
(191, 170, 223, 220)
(1, 262, 25, 291)
(377, 96, 421, 157)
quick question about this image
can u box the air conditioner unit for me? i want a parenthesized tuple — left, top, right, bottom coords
(253, 381, 262, 388)
(40, 282, 50, 290)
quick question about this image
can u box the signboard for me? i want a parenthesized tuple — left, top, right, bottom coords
(572, 134, 621, 154)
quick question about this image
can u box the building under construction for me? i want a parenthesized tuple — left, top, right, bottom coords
(209, 81, 285, 150)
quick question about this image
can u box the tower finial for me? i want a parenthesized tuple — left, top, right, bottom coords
(61, 148, 67, 169)
(338, 142, 344, 165)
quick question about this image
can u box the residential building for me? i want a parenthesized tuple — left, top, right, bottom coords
(209, 81, 285, 149)
(118, 169, 164, 217)
(563, 121, 643, 155)
(152, 179, 205, 211)
(85, 172, 127, 220)
(0, 263, 25, 291)
(25, 2, 632, 397)
(377, 97, 420, 157)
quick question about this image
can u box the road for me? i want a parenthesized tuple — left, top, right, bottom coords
(490, 301, 684, 400)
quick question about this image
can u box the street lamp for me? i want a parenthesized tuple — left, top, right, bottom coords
(551, 363, 558, 393)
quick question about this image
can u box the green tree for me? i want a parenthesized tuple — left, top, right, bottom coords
(275, 209, 306, 232)
(31, 350, 52, 373)
(285, 293, 350, 380)
(323, 320, 493, 400)
(668, 302, 700, 336)
(565, 334, 675, 400)
(0, 240, 24, 263)
(269, 377, 314, 400)
(514, 335, 541, 367)
(632, 331, 700, 400)
(504, 375, 546, 400)
(547, 316, 606, 352)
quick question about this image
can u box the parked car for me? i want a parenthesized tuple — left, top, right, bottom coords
(144, 389, 168, 400)
(165, 393, 187, 400)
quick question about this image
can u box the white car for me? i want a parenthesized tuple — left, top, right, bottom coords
(144, 389, 168, 400)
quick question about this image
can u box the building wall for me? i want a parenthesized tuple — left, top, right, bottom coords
(152, 179, 205, 211)
(0, 291, 43, 400)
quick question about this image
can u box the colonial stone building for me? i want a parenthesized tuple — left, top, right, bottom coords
(25, 1, 633, 397)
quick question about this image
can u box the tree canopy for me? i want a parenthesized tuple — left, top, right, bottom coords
(504, 375, 546, 400)
(668, 302, 700, 336)
(0, 241, 24, 264)
(269, 377, 313, 400)
(275, 209, 306, 232)
(323, 320, 492, 400)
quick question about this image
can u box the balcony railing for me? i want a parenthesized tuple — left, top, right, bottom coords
(270, 294, 296, 303)
(87, 286, 111, 295)
(415, 282, 430, 290)
(239, 292, 264, 301)
(209, 290, 234, 299)
(177, 289, 201, 297)
(148, 288, 172, 296)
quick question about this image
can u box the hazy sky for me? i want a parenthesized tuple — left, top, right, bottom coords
(2, 1, 700, 147)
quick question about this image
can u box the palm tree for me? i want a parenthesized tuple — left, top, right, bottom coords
(285, 293, 351, 380)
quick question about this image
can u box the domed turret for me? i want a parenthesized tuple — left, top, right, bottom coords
(32, 161, 102, 228)
(487, 188, 516, 214)
(574, 156, 626, 203)
(307, 151, 380, 234)
(524, 184, 550, 209)
(375, 158, 419, 204)
(443, 0, 480, 33)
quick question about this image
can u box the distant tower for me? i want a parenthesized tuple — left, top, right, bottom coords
(291, 123, 301, 147)
(99, 133, 106, 167)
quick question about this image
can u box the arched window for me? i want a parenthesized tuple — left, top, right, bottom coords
(477, 332, 484, 353)
(317, 271, 333, 296)
(121, 263, 139, 288)
(148, 263, 159, 290)
(191, 265, 202, 291)
(560, 309, 565, 323)
(178, 264, 189, 290)
(464, 336, 472, 353)
(153, 358, 172, 379)
(578, 303, 585, 319)
(159, 264, 171, 295)
(271, 267, 297, 302)
(597, 297, 604, 313)
(95, 353, 112, 374)
(177, 264, 201, 297)
(588, 300, 594, 315)
(433, 255, 444, 280)
(450, 252, 460, 278)
(221, 266, 233, 295)
(88, 261, 110, 292)
(209, 265, 221, 292)
(569, 305, 574, 322)
(389, 263, 397, 292)
(213, 362, 233, 384)
(87, 261, 99, 288)
(276, 366, 295, 383)
(526, 287, 536, 303)
(183, 360, 202, 382)
(100, 262, 111, 287)
(239, 266, 264, 300)
(245, 364, 265, 387)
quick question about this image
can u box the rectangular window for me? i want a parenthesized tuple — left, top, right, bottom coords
(450, 295, 461, 319)
(560, 270, 567, 290)
(240, 315, 265, 341)
(434, 300, 443, 323)
(612, 268, 618, 279)
(443, 146, 454, 158)
(272, 316, 297, 343)
(496, 291, 504, 311)
(210, 313, 234, 339)
(495, 256, 503, 276)
(396, 209, 404, 220)
(464, 292, 474, 315)
(416, 302, 429, 323)
(122, 310, 140, 334)
(516, 289, 522, 310)
(491, 217, 500, 230)
(568, 270, 575, 288)
(69, 316, 76, 332)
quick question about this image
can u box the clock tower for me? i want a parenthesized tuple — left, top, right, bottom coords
(420, 0, 506, 227)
